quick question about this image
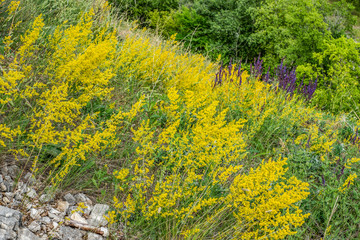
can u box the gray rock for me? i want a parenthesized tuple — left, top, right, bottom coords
(88, 204, 109, 227)
(83, 203, 92, 215)
(17, 227, 41, 240)
(2, 197, 10, 204)
(0, 206, 22, 229)
(0, 228, 17, 240)
(48, 208, 63, 223)
(74, 193, 92, 205)
(70, 212, 88, 225)
(0, 205, 22, 219)
(10, 200, 21, 208)
(0, 182, 6, 192)
(87, 232, 104, 240)
(100, 227, 109, 237)
(14, 192, 23, 201)
(64, 193, 76, 206)
(66, 206, 78, 216)
(0, 175, 3, 183)
(4, 182, 12, 192)
(39, 193, 53, 203)
(52, 222, 58, 229)
(49, 208, 61, 215)
(23, 200, 32, 210)
(4, 192, 13, 199)
(59, 226, 84, 240)
(26, 188, 37, 199)
(19, 183, 28, 194)
(27, 221, 41, 233)
(17, 181, 24, 189)
(40, 217, 51, 224)
(24, 173, 35, 185)
(56, 200, 69, 213)
(30, 208, 41, 220)
(39, 234, 48, 240)
(0, 166, 8, 176)
(4, 176, 12, 182)
(7, 165, 20, 177)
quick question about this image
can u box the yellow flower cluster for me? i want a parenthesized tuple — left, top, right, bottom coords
(228, 157, 310, 239)
(0, 124, 21, 148)
(6, 0, 20, 15)
(116, 33, 216, 92)
(294, 120, 338, 155)
(338, 173, 357, 193)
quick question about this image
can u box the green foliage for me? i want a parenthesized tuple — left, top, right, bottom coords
(314, 37, 360, 113)
(251, 0, 355, 66)
(346, 0, 360, 9)
(296, 36, 360, 113)
(149, 6, 209, 53)
(108, 0, 179, 22)
(321, 0, 357, 38)
(151, 0, 262, 62)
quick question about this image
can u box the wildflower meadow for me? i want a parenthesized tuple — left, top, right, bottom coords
(1, 0, 360, 239)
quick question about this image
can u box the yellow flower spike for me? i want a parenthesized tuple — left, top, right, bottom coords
(7, 1, 20, 15)
(338, 173, 357, 193)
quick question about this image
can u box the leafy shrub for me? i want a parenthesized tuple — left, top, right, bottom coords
(298, 36, 360, 113)
(108, 0, 179, 22)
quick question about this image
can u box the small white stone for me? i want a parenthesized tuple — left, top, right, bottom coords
(0, 182, 7, 191)
(24, 201, 32, 210)
(70, 212, 88, 225)
(52, 222, 58, 229)
(4, 176, 12, 181)
(49, 208, 61, 215)
(26, 189, 37, 199)
(14, 192, 22, 201)
(74, 193, 92, 205)
(3, 197, 10, 204)
(56, 200, 69, 213)
(39, 194, 53, 203)
(48, 212, 61, 222)
(88, 204, 109, 227)
(40, 217, 51, 224)
(40, 234, 48, 240)
(63, 193, 76, 205)
(28, 221, 41, 233)
(30, 208, 41, 219)
(4, 192, 14, 198)
(100, 227, 109, 237)
(87, 232, 104, 240)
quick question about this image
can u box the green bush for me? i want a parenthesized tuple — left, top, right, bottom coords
(108, 0, 179, 22)
(305, 36, 360, 113)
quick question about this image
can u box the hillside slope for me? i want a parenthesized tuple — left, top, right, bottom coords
(1, 0, 360, 239)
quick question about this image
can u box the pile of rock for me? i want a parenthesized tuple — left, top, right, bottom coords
(0, 165, 111, 240)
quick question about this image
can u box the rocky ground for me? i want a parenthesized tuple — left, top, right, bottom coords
(0, 164, 112, 240)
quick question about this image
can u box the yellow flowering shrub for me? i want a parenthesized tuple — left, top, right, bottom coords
(110, 84, 310, 238)
(0, 10, 144, 189)
(116, 33, 216, 91)
(227, 157, 310, 239)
